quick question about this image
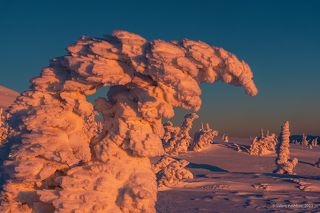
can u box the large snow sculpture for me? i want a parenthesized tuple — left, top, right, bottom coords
(0, 31, 258, 212)
(274, 121, 298, 175)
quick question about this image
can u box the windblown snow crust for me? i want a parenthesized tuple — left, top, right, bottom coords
(0, 31, 257, 212)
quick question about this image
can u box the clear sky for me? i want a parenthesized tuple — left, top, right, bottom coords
(0, 0, 319, 137)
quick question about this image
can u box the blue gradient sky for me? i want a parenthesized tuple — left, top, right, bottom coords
(0, 0, 319, 137)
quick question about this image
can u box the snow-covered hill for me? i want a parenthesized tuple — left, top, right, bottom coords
(0, 85, 18, 109)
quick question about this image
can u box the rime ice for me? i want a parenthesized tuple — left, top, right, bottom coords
(274, 121, 298, 175)
(0, 31, 257, 212)
(249, 131, 278, 156)
(189, 123, 218, 152)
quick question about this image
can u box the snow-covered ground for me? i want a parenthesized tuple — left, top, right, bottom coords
(157, 138, 320, 212)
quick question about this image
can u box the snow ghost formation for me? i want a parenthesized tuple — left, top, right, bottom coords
(152, 156, 193, 187)
(163, 114, 218, 154)
(0, 31, 258, 212)
(162, 113, 199, 155)
(276, 121, 291, 165)
(189, 123, 218, 152)
(274, 121, 298, 175)
(249, 131, 278, 156)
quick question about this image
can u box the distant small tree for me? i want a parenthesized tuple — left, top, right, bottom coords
(311, 138, 318, 147)
(302, 133, 309, 146)
(189, 123, 218, 152)
(260, 128, 264, 138)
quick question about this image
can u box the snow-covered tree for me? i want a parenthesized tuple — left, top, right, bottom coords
(189, 123, 218, 152)
(153, 156, 193, 187)
(163, 113, 199, 155)
(249, 133, 278, 156)
(302, 133, 309, 146)
(274, 121, 298, 175)
(0, 31, 258, 212)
